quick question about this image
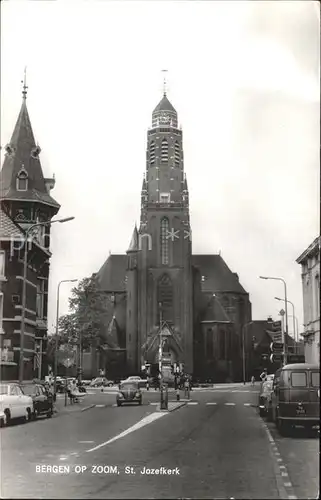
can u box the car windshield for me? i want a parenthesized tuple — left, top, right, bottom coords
(23, 385, 37, 395)
(120, 383, 138, 390)
(0, 384, 9, 395)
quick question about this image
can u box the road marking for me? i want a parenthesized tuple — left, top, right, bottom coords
(95, 404, 105, 408)
(150, 402, 158, 405)
(112, 403, 117, 407)
(206, 402, 217, 405)
(59, 457, 68, 461)
(86, 412, 167, 453)
(187, 402, 198, 405)
(79, 441, 94, 444)
(261, 421, 297, 500)
(81, 404, 95, 412)
(243, 403, 251, 406)
(225, 403, 235, 406)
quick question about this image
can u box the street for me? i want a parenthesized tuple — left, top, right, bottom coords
(1, 384, 319, 499)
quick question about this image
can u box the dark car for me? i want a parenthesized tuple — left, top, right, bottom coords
(258, 380, 273, 419)
(116, 382, 142, 406)
(22, 383, 53, 419)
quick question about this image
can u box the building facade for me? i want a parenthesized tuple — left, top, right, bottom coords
(0, 86, 60, 380)
(296, 236, 320, 365)
(95, 92, 252, 381)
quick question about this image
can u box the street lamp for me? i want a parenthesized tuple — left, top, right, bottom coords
(53, 278, 78, 395)
(19, 216, 75, 383)
(242, 322, 253, 384)
(275, 297, 296, 342)
(259, 276, 289, 365)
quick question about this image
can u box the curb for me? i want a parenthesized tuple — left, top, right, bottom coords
(157, 401, 187, 413)
(81, 404, 96, 412)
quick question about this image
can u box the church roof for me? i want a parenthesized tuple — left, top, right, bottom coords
(192, 255, 247, 294)
(200, 294, 232, 323)
(0, 97, 60, 209)
(127, 225, 138, 252)
(96, 254, 127, 292)
(0, 205, 24, 238)
(152, 94, 177, 114)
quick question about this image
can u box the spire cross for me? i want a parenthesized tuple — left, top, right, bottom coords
(161, 69, 168, 96)
(21, 67, 28, 100)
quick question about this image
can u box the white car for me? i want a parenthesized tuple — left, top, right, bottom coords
(0, 383, 33, 427)
(122, 376, 147, 388)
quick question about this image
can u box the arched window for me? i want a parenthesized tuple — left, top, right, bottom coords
(160, 217, 169, 265)
(149, 141, 155, 164)
(158, 274, 173, 323)
(161, 139, 168, 163)
(174, 141, 180, 167)
(219, 329, 226, 359)
(16, 169, 28, 191)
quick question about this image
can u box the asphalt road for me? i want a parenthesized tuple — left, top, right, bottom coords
(1, 385, 318, 499)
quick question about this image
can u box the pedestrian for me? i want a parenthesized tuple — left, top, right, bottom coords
(251, 375, 255, 386)
(184, 377, 190, 399)
(146, 379, 149, 391)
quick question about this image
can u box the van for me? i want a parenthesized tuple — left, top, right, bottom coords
(271, 363, 320, 435)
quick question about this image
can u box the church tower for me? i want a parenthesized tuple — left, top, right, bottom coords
(133, 88, 194, 373)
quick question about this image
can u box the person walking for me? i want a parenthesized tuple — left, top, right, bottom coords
(184, 377, 190, 399)
(251, 375, 255, 386)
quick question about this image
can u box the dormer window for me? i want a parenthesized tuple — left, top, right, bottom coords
(31, 145, 41, 159)
(16, 168, 28, 191)
(5, 144, 15, 157)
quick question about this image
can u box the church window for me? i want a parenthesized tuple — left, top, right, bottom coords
(174, 141, 180, 167)
(160, 217, 169, 265)
(157, 274, 173, 323)
(219, 329, 226, 359)
(16, 169, 28, 191)
(161, 139, 168, 162)
(149, 141, 155, 164)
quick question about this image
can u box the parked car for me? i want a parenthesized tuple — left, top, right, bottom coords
(122, 376, 147, 389)
(21, 383, 54, 419)
(0, 382, 33, 426)
(271, 363, 320, 435)
(258, 380, 273, 419)
(116, 381, 142, 406)
(90, 377, 114, 387)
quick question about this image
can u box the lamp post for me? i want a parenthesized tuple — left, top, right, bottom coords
(242, 321, 253, 384)
(53, 278, 78, 395)
(259, 276, 288, 365)
(19, 216, 75, 384)
(275, 296, 296, 343)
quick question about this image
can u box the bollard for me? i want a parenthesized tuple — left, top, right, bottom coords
(160, 384, 168, 410)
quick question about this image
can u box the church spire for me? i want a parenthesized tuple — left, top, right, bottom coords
(21, 67, 28, 100)
(127, 224, 139, 253)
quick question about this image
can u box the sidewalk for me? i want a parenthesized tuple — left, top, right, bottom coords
(53, 397, 90, 416)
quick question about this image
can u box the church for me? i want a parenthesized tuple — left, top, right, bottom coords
(95, 90, 252, 382)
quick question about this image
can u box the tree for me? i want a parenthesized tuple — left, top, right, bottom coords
(58, 275, 113, 350)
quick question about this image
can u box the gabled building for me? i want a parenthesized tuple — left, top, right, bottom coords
(0, 83, 60, 380)
(95, 91, 252, 381)
(296, 237, 320, 364)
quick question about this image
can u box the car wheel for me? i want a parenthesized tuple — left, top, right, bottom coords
(46, 409, 53, 418)
(117, 402, 121, 407)
(1, 410, 10, 427)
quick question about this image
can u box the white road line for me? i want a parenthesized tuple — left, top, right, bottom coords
(243, 403, 251, 406)
(112, 403, 117, 407)
(150, 402, 158, 405)
(206, 402, 217, 405)
(225, 403, 235, 406)
(187, 402, 198, 405)
(95, 404, 105, 408)
(86, 412, 167, 453)
(79, 441, 94, 444)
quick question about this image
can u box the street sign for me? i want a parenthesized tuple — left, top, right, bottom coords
(287, 354, 305, 363)
(270, 353, 283, 363)
(270, 342, 284, 352)
(272, 321, 281, 332)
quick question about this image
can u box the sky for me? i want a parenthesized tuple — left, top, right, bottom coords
(1, 0, 320, 338)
